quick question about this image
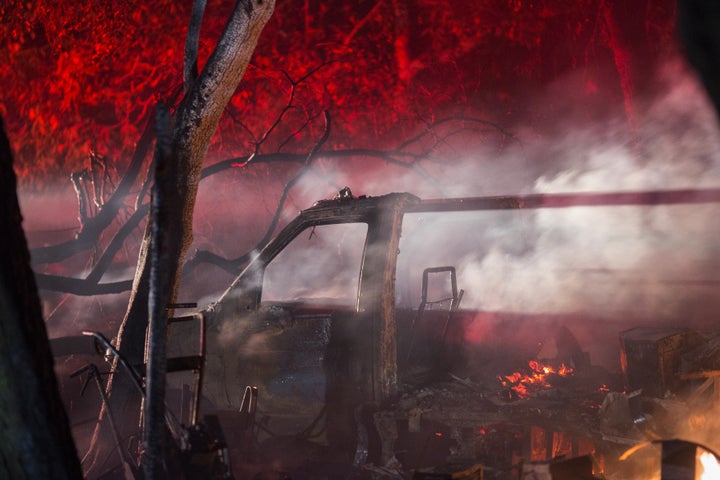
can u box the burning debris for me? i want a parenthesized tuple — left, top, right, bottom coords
(497, 360, 575, 400)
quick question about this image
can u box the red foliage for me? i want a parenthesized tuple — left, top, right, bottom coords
(0, 0, 676, 186)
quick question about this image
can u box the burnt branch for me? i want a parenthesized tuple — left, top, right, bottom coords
(34, 204, 147, 295)
(205, 148, 440, 188)
(184, 111, 332, 276)
(36, 114, 508, 294)
(397, 115, 520, 151)
(84, 204, 149, 284)
(182, 249, 245, 276)
(174, 0, 276, 189)
(30, 113, 156, 265)
(70, 170, 89, 225)
(34, 274, 132, 295)
(276, 109, 323, 152)
(343, 0, 384, 46)
(242, 62, 333, 160)
(184, 0, 207, 93)
(261, 110, 332, 237)
(35, 204, 148, 295)
(185, 167, 343, 275)
(250, 111, 331, 244)
(206, 116, 513, 178)
(252, 70, 301, 153)
(183, 116, 517, 276)
(88, 152, 112, 208)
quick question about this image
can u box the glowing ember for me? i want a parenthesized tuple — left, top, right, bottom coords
(498, 360, 574, 399)
(699, 452, 720, 480)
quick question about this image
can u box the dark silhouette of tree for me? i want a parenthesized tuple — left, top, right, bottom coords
(0, 116, 82, 479)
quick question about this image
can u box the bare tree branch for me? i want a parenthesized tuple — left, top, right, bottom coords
(182, 117, 517, 276)
(184, 0, 207, 93)
(276, 109, 323, 151)
(256, 111, 332, 246)
(34, 204, 147, 295)
(397, 115, 520, 151)
(70, 170, 89, 225)
(34, 274, 132, 295)
(84, 205, 149, 284)
(30, 114, 156, 265)
(184, 111, 333, 276)
(181, 249, 245, 276)
(36, 115, 509, 295)
(240, 62, 334, 162)
(251, 70, 301, 155)
(185, 161, 345, 276)
(343, 0, 385, 46)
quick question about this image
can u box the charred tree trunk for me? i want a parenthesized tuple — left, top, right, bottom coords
(0, 117, 83, 479)
(86, 0, 276, 475)
(143, 105, 178, 479)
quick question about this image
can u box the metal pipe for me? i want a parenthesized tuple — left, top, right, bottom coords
(409, 187, 720, 213)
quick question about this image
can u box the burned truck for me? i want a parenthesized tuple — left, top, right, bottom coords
(165, 187, 720, 477)
(62, 187, 720, 478)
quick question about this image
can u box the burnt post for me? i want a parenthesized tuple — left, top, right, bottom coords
(356, 193, 417, 402)
(322, 193, 417, 464)
(144, 105, 180, 479)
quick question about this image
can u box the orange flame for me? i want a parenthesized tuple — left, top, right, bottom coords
(498, 360, 574, 399)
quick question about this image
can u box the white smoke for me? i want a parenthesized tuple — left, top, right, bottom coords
(242, 60, 720, 372)
(461, 62, 720, 315)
